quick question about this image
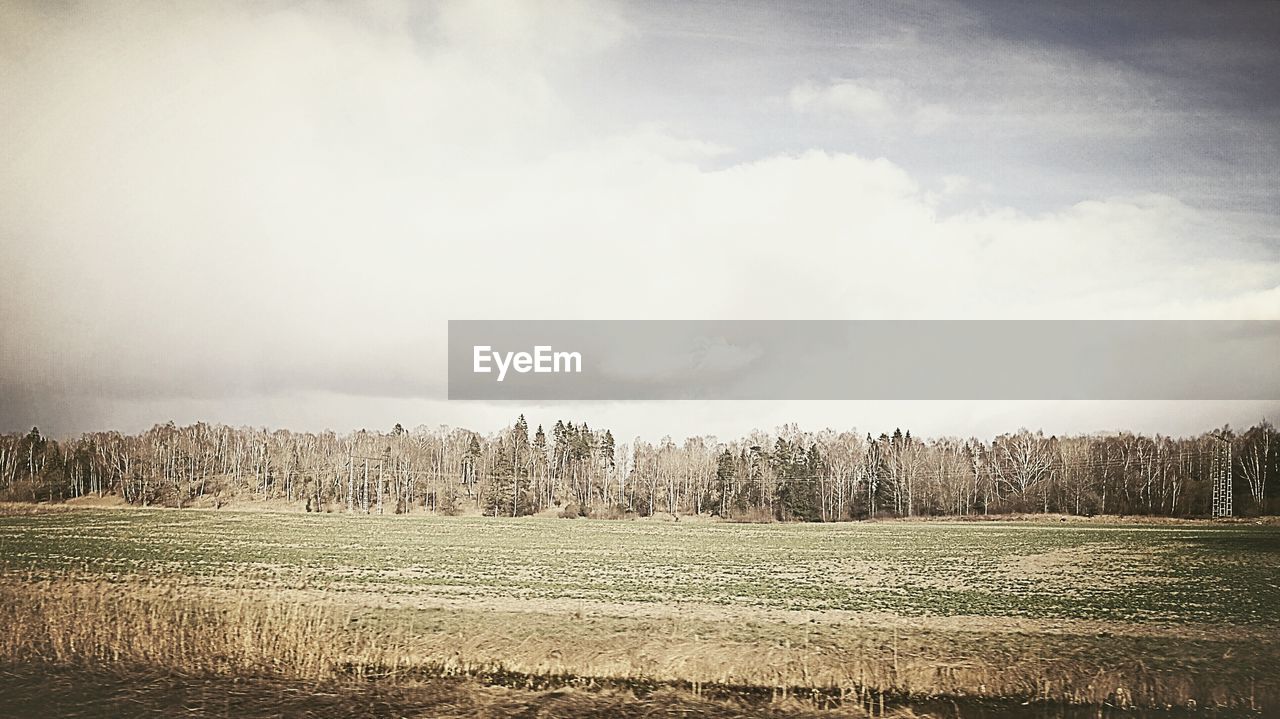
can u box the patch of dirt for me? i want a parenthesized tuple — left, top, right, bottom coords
(991, 543, 1176, 590)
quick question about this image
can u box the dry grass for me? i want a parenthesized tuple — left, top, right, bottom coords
(0, 668, 885, 719)
(0, 578, 877, 717)
(0, 579, 391, 681)
(0, 501, 74, 517)
(1, 575, 1273, 714)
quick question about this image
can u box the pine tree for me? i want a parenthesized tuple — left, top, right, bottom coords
(514, 415, 530, 448)
(601, 430, 616, 470)
(462, 435, 482, 497)
(511, 415, 530, 516)
(531, 424, 548, 509)
(552, 420, 567, 485)
(715, 449, 735, 516)
(483, 438, 514, 516)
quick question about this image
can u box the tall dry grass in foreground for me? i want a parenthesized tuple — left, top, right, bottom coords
(0, 579, 405, 681)
(0, 576, 1272, 713)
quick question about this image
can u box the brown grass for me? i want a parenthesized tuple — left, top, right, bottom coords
(0, 501, 74, 516)
(1, 575, 1273, 715)
(0, 578, 877, 717)
(0, 668, 888, 719)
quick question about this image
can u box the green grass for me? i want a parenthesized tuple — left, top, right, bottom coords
(2, 509, 1277, 626)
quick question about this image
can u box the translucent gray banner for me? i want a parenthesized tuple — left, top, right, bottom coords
(447, 320, 1280, 400)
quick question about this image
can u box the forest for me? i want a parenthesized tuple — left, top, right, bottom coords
(0, 416, 1275, 519)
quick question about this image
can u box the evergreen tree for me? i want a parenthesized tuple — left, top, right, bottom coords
(462, 434, 482, 497)
(715, 449, 736, 516)
(775, 439, 820, 521)
(483, 438, 515, 516)
(552, 420, 567, 481)
(514, 415, 530, 448)
(511, 415, 530, 516)
(601, 429, 616, 470)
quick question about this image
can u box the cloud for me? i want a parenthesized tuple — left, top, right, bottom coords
(790, 80, 896, 126)
(788, 79, 955, 134)
(0, 0, 1276, 438)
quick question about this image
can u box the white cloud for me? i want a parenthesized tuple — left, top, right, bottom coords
(790, 80, 896, 127)
(788, 79, 954, 135)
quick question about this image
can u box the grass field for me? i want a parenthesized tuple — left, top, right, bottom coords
(2, 507, 1278, 716)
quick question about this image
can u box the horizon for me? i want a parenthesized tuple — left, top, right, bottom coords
(3, 0, 1278, 438)
(14, 400, 1276, 447)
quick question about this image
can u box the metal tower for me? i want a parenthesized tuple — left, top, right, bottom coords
(1211, 436, 1233, 518)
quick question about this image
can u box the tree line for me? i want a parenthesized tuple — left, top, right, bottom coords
(0, 417, 1275, 518)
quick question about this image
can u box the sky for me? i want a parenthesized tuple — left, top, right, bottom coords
(1, 0, 1278, 443)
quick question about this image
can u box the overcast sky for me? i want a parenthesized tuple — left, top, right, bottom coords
(2, 0, 1278, 442)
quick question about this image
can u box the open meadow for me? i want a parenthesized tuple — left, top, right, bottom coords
(1, 506, 1278, 717)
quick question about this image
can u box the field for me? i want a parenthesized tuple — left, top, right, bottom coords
(1, 507, 1278, 717)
